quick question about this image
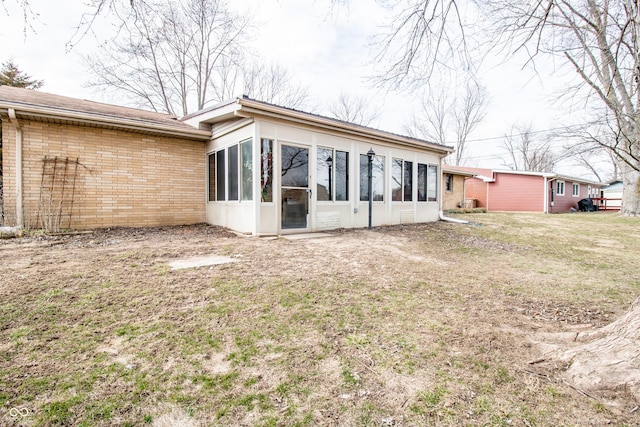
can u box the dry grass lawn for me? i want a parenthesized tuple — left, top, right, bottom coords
(1, 212, 639, 426)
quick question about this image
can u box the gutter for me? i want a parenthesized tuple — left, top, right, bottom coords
(7, 108, 23, 229)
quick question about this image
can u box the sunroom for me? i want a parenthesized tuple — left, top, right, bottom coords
(183, 97, 453, 235)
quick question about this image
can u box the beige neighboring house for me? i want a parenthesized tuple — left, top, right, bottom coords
(1, 87, 453, 234)
(441, 167, 475, 210)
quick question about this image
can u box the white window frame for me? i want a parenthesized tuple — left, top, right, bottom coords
(572, 183, 580, 197)
(556, 180, 565, 196)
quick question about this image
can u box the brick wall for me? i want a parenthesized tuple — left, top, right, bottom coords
(1, 119, 206, 229)
(465, 178, 487, 208)
(442, 174, 466, 210)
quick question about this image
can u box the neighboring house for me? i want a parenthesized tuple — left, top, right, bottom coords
(600, 180, 622, 210)
(0, 87, 453, 234)
(453, 167, 602, 213)
(441, 167, 475, 210)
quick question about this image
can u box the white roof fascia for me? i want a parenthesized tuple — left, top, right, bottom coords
(554, 174, 602, 186)
(181, 99, 240, 128)
(477, 175, 495, 182)
(492, 169, 556, 179)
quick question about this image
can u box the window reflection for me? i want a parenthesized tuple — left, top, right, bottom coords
(359, 154, 384, 202)
(281, 145, 309, 187)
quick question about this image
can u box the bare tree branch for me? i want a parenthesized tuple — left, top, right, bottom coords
(500, 123, 558, 172)
(83, 0, 250, 116)
(404, 80, 486, 165)
(326, 92, 382, 127)
(242, 61, 311, 110)
(371, 0, 474, 90)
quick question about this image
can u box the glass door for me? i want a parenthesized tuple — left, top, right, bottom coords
(281, 145, 309, 230)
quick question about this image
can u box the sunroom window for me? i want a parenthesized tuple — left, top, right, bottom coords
(359, 154, 384, 201)
(318, 147, 349, 202)
(417, 163, 438, 202)
(392, 159, 413, 202)
(207, 139, 253, 202)
(261, 138, 273, 202)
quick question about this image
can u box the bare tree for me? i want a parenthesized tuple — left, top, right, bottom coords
(404, 88, 448, 145)
(9, 0, 311, 115)
(4, 0, 140, 44)
(558, 124, 622, 182)
(326, 92, 381, 126)
(370, 0, 474, 90)
(573, 151, 604, 182)
(2, 0, 38, 36)
(405, 81, 486, 165)
(500, 124, 557, 173)
(242, 62, 311, 110)
(84, 0, 249, 116)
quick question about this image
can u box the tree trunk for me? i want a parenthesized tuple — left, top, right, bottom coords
(620, 165, 640, 216)
(538, 297, 640, 400)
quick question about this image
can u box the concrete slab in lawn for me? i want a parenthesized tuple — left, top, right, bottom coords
(169, 254, 238, 270)
(280, 233, 333, 240)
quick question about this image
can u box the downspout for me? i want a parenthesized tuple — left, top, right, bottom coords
(439, 210, 469, 224)
(439, 161, 468, 224)
(546, 177, 557, 214)
(543, 176, 548, 213)
(7, 108, 23, 229)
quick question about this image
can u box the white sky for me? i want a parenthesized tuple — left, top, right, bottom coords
(0, 0, 606, 179)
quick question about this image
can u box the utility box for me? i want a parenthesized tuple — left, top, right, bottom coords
(464, 198, 477, 209)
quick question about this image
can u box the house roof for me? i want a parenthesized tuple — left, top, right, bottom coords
(603, 181, 623, 191)
(442, 166, 476, 177)
(0, 86, 210, 140)
(184, 96, 454, 155)
(552, 174, 602, 186)
(451, 166, 602, 186)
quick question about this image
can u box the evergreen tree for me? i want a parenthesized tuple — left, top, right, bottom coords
(0, 59, 43, 89)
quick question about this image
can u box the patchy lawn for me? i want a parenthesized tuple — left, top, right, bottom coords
(1, 212, 639, 426)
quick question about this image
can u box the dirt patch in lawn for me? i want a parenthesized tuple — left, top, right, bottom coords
(1, 216, 639, 426)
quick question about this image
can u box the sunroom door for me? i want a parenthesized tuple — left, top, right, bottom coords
(281, 144, 310, 230)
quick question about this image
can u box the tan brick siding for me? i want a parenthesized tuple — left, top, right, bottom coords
(442, 174, 466, 210)
(2, 119, 206, 229)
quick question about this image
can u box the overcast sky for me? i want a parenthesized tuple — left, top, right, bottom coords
(0, 0, 605, 178)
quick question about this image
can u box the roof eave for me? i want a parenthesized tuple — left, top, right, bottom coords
(554, 175, 602, 186)
(493, 169, 556, 179)
(442, 167, 476, 177)
(234, 98, 453, 155)
(0, 104, 211, 141)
